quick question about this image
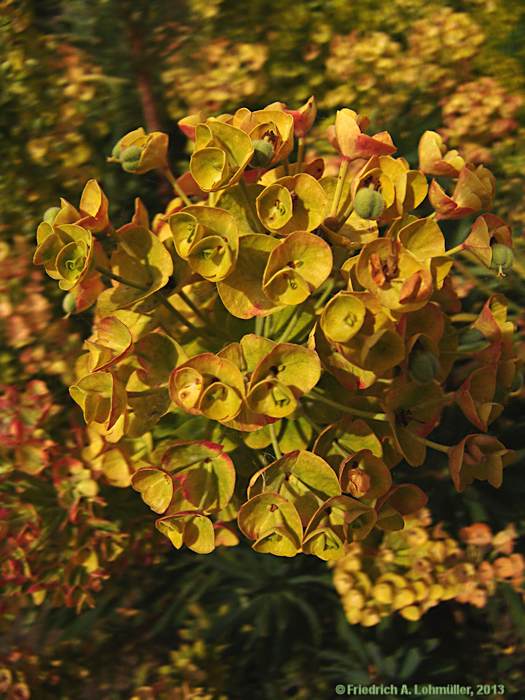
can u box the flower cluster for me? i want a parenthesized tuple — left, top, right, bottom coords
(440, 78, 523, 164)
(332, 510, 524, 627)
(161, 36, 267, 119)
(33, 99, 519, 562)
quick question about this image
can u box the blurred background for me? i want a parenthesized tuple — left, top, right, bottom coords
(1, 0, 525, 698)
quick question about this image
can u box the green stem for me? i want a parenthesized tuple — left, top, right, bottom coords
(158, 297, 200, 333)
(309, 390, 388, 422)
(278, 308, 301, 343)
(255, 315, 264, 336)
(269, 422, 282, 459)
(95, 265, 199, 333)
(178, 288, 209, 325)
(162, 168, 191, 207)
(412, 434, 450, 454)
(95, 265, 147, 290)
(314, 278, 336, 310)
(330, 158, 349, 218)
(450, 313, 478, 322)
(332, 440, 350, 459)
(263, 314, 272, 338)
(239, 178, 263, 232)
(444, 243, 465, 256)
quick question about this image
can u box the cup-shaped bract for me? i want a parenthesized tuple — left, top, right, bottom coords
(69, 370, 127, 435)
(303, 495, 377, 560)
(339, 450, 392, 501)
(256, 174, 327, 235)
(96, 225, 173, 314)
(313, 418, 384, 470)
(327, 109, 396, 161)
(449, 434, 512, 492)
(418, 131, 465, 177)
(266, 96, 317, 138)
(356, 238, 434, 314)
(156, 512, 216, 554)
(133, 332, 187, 387)
(246, 342, 321, 418)
(262, 231, 332, 305)
(110, 127, 169, 174)
(320, 292, 367, 344)
(190, 119, 254, 192)
(429, 164, 496, 220)
(217, 233, 281, 318)
(238, 492, 304, 557)
(85, 315, 133, 373)
(169, 353, 245, 424)
(456, 366, 503, 432)
(131, 467, 174, 514)
(158, 440, 236, 515)
(245, 107, 294, 166)
(248, 450, 341, 526)
(77, 179, 110, 232)
(384, 378, 445, 467)
(169, 206, 239, 282)
(34, 222, 94, 291)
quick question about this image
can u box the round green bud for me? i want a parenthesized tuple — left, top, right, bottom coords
(43, 206, 60, 225)
(250, 139, 275, 168)
(490, 243, 514, 272)
(408, 348, 440, 384)
(457, 328, 490, 353)
(62, 292, 76, 315)
(120, 145, 142, 171)
(353, 188, 385, 220)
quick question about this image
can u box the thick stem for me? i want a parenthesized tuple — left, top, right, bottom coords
(444, 243, 465, 257)
(412, 434, 451, 454)
(308, 390, 388, 422)
(330, 158, 349, 218)
(178, 288, 209, 325)
(158, 297, 201, 333)
(269, 422, 282, 459)
(277, 308, 301, 343)
(314, 278, 335, 310)
(95, 265, 199, 333)
(162, 168, 192, 207)
(95, 265, 147, 291)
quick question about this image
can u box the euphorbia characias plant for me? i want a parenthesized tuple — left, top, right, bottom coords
(34, 98, 519, 560)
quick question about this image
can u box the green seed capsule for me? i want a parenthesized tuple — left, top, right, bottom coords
(250, 139, 275, 168)
(62, 292, 76, 315)
(409, 348, 440, 384)
(353, 188, 385, 220)
(120, 145, 142, 171)
(490, 243, 514, 272)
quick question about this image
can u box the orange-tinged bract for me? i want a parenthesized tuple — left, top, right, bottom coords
(33, 97, 518, 570)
